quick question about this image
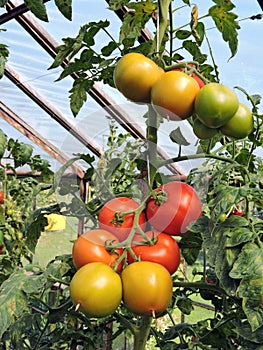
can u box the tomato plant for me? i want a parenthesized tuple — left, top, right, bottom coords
(128, 231, 181, 274)
(194, 82, 239, 128)
(113, 52, 164, 103)
(151, 70, 200, 120)
(220, 103, 254, 139)
(121, 261, 173, 316)
(72, 229, 123, 272)
(98, 196, 146, 242)
(70, 262, 122, 317)
(146, 182, 202, 236)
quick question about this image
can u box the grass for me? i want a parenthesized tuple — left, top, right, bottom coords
(33, 216, 78, 266)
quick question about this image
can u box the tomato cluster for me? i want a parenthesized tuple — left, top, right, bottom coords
(69, 181, 202, 318)
(114, 53, 254, 140)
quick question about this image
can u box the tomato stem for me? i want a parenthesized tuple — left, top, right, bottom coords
(133, 315, 153, 350)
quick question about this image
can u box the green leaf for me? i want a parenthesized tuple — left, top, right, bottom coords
(229, 242, 263, 279)
(214, 234, 239, 295)
(0, 44, 9, 78)
(0, 129, 7, 159)
(24, 213, 48, 253)
(24, 0, 48, 22)
(182, 40, 207, 63)
(69, 77, 93, 117)
(209, 0, 240, 59)
(101, 41, 119, 56)
(54, 0, 72, 20)
(0, 0, 8, 6)
(119, 2, 157, 43)
(176, 297, 193, 315)
(180, 231, 203, 265)
(242, 297, 263, 332)
(175, 30, 191, 40)
(15, 143, 33, 168)
(169, 127, 190, 146)
(0, 269, 29, 338)
(225, 226, 257, 247)
(192, 21, 205, 46)
(53, 155, 82, 192)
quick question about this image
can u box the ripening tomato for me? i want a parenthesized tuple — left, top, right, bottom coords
(194, 83, 239, 128)
(193, 117, 219, 140)
(0, 191, 5, 204)
(113, 52, 164, 103)
(173, 63, 205, 88)
(70, 262, 122, 318)
(146, 182, 202, 236)
(98, 197, 146, 242)
(220, 103, 253, 139)
(151, 70, 200, 120)
(72, 229, 123, 272)
(128, 232, 181, 275)
(121, 261, 173, 316)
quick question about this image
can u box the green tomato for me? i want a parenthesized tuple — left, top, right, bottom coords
(220, 103, 253, 139)
(193, 118, 219, 140)
(194, 83, 239, 128)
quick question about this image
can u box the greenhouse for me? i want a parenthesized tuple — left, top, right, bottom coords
(0, 1, 263, 349)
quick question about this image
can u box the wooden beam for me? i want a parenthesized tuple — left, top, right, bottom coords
(4, 64, 103, 159)
(3, 0, 185, 176)
(0, 100, 85, 178)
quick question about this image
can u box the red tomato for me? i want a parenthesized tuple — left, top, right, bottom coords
(98, 197, 146, 242)
(72, 229, 123, 272)
(146, 182, 202, 236)
(128, 231, 181, 275)
(173, 63, 205, 88)
(121, 261, 173, 316)
(0, 191, 5, 204)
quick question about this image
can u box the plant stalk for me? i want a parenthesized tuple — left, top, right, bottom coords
(133, 316, 153, 350)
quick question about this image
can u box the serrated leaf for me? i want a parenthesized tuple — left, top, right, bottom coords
(24, 213, 48, 253)
(214, 234, 239, 295)
(169, 127, 190, 146)
(229, 242, 263, 279)
(24, 0, 48, 22)
(209, 0, 240, 59)
(0, 269, 29, 338)
(69, 78, 93, 117)
(225, 226, 257, 247)
(242, 298, 263, 332)
(119, 2, 156, 43)
(55, 0, 72, 20)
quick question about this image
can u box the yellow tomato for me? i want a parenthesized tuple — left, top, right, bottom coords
(113, 52, 164, 103)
